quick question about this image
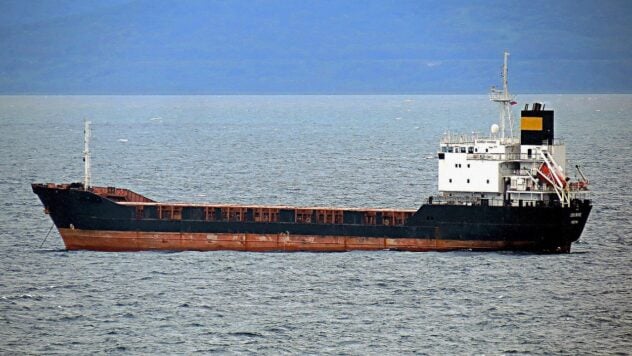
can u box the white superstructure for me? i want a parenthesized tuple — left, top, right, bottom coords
(436, 52, 588, 208)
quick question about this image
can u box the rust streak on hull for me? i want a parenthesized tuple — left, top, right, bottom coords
(58, 228, 534, 252)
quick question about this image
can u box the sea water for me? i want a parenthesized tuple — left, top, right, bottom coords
(0, 95, 630, 354)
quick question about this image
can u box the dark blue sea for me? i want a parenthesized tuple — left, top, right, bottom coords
(0, 95, 630, 354)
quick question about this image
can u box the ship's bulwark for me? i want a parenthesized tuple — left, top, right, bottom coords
(32, 184, 592, 253)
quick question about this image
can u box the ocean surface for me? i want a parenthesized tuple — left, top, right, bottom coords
(0, 95, 630, 354)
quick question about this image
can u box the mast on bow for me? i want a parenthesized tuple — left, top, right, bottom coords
(83, 120, 91, 189)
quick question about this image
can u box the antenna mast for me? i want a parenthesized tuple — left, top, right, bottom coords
(83, 120, 92, 189)
(489, 50, 515, 141)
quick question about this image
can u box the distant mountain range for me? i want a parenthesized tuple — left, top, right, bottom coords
(1, 0, 630, 94)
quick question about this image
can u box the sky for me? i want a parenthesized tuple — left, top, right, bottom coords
(0, 0, 631, 94)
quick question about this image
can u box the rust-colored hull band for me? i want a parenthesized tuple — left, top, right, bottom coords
(58, 228, 534, 252)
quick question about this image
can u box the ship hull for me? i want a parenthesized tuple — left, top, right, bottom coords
(32, 184, 592, 253)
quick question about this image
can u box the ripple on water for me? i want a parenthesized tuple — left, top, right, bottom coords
(0, 95, 630, 354)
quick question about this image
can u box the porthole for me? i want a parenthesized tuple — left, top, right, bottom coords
(449, 179, 452, 183)
(467, 179, 470, 183)
(486, 179, 490, 184)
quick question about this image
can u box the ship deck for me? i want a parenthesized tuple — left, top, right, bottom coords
(39, 183, 418, 226)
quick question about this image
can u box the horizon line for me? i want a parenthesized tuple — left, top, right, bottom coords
(1, 91, 630, 96)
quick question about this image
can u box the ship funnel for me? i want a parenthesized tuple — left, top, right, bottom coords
(520, 103, 554, 145)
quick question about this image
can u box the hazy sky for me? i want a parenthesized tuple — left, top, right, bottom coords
(1, 0, 630, 94)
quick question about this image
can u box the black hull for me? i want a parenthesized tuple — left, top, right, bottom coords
(32, 184, 592, 253)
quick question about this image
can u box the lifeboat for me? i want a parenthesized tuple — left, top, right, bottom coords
(537, 163, 567, 188)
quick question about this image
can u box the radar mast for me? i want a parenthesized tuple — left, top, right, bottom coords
(489, 50, 516, 141)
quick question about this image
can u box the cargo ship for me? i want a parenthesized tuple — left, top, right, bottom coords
(32, 52, 591, 253)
